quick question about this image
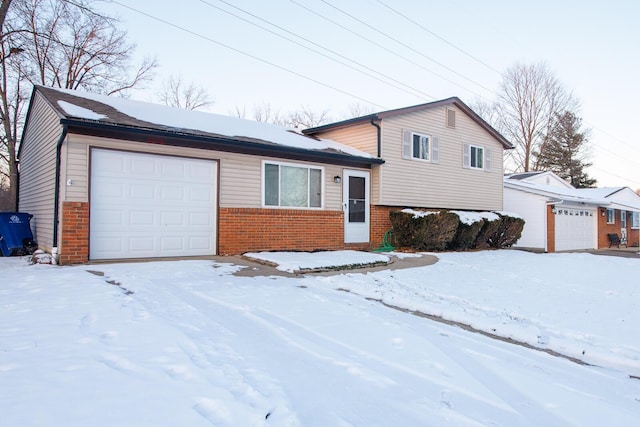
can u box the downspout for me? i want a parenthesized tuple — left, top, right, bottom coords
(370, 118, 381, 158)
(51, 125, 68, 264)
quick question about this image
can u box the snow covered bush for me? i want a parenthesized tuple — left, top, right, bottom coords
(389, 210, 524, 251)
(390, 209, 459, 251)
(488, 213, 525, 248)
(448, 212, 486, 250)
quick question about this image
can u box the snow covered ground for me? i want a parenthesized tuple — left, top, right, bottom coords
(1, 250, 640, 426)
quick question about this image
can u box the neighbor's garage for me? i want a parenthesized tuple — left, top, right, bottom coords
(554, 207, 597, 251)
(89, 149, 217, 260)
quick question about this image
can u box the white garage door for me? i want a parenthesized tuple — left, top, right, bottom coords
(90, 149, 217, 260)
(554, 207, 596, 251)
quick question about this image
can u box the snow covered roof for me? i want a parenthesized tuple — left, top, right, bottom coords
(504, 172, 640, 211)
(32, 86, 383, 167)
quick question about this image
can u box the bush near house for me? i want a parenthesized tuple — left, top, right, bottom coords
(487, 213, 525, 248)
(389, 210, 459, 251)
(390, 209, 524, 251)
(450, 216, 485, 250)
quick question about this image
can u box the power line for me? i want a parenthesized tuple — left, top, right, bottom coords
(317, 0, 494, 94)
(109, 1, 388, 109)
(372, 0, 504, 77)
(287, 0, 485, 100)
(199, 0, 435, 101)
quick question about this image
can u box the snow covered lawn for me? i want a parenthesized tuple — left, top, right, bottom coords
(1, 250, 640, 426)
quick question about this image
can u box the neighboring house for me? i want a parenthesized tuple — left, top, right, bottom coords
(304, 97, 514, 245)
(504, 171, 640, 252)
(18, 86, 383, 264)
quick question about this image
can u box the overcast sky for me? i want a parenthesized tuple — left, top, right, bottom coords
(99, 0, 640, 190)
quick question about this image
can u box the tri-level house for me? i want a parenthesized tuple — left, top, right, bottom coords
(304, 97, 513, 245)
(18, 87, 511, 264)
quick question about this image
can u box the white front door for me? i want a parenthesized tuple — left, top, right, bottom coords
(343, 169, 370, 243)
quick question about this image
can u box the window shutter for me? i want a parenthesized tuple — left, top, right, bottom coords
(431, 136, 439, 163)
(484, 148, 491, 171)
(402, 130, 412, 159)
(462, 143, 470, 168)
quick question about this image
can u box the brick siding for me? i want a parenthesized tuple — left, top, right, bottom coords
(59, 201, 89, 264)
(598, 209, 639, 248)
(218, 208, 350, 254)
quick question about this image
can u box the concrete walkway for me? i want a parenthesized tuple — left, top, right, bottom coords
(217, 246, 639, 277)
(586, 247, 640, 259)
(216, 253, 439, 277)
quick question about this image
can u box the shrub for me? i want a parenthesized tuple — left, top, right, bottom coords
(474, 213, 501, 249)
(390, 209, 459, 251)
(449, 216, 485, 250)
(488, 213, 525, 248)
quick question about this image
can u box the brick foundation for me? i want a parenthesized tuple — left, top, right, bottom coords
(55, 203, 438, 263)
(218, 207, 352, 254)
(59, 201, 89, 265)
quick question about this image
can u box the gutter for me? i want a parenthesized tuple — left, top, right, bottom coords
(52, 125, 68, 264)
(370, 118, 381, 158)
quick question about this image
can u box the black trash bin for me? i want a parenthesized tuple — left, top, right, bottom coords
(0, 212, 38, 256)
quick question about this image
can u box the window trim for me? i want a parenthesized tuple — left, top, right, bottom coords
(411, 132, 431, 161)
(261, 160, 325, 209)
(463, 143, 491, 171)
(402, 129, 439, 163)
(606, 208, 615, 224)
(469, 144, 484, 169)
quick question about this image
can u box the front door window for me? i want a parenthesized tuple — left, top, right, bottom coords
(348, 176, 365, 223)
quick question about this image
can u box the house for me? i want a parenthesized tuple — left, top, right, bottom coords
(304, 97, 514, 245)
(18, 88, 511, 264)
(18, 86, 382, 264)
(504, 171, 640, 252)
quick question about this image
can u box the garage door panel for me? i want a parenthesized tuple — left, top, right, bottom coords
(90, 149, 217, 260)
(555, 208, 596, 251)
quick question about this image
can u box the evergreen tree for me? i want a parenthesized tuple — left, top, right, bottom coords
(537, 111, 597, 188)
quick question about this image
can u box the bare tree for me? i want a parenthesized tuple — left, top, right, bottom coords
(230, 102, 288, 126)
(286, 105, 331, 129)
(0, 0, 157, 209)
(159, 74, 212, 110)
(492, 62, 577, 172)
(342, 102, 375, 119)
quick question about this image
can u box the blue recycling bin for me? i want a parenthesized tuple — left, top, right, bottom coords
(0, 212, 38, 256)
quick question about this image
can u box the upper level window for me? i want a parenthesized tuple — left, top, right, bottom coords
(470, 145, 484, 169)
(606, 208, 615, 224)
(412, 133, 430, 161)
(463, 143, 491, 171)
(402, 130, 439, 163)
(263, 161, 323, 208)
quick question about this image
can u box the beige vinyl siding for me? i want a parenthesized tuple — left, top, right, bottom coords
(18, 92, 64, 250)
(311, 122, 378, 156)
(305, 123, 382, 204)
(63, 134, 351, 211)
(380, 105, 504, 211)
